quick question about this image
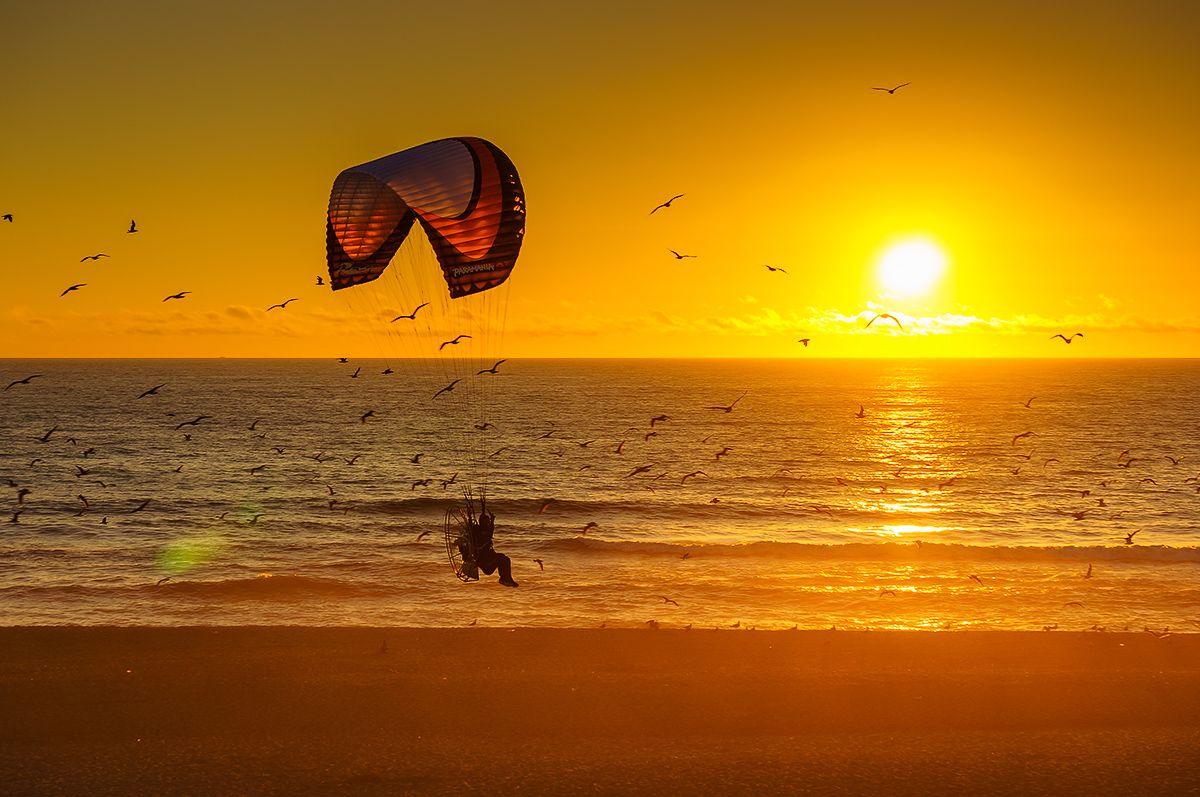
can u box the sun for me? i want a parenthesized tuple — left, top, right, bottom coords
(877, 238, 947, 297)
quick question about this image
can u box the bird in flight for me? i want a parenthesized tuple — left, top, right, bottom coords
(350, 367, 361, 379)
(315, 276, 324, 286)
(538, 499, 557, 514)
(381, 367, 393, 375)
(80, 253, 110, 262)
(439, 334, 471, 350)
(879, 589, 898, 598)
(705, 391, 747, 413)
(391, 302, 429, 321)
(681, 470, 707, 483)
(626, 464, 654, 477)
(1050, 333, 1083, 344)
(649, 194, 684, 215)
(1123, 529, 1141, 545)
(359, 409, 375, 424)
(129, 499, 151, 513)
(474, 422, 496, 431)
(1011, 431, 1035, 446)
(969, 574, 984, 586)
(866, 313, 903, 331)
(764, 264, 787, 274)
(855, 404, 866, 418)
(127, 220, 138, 234)
(174, 415, 210, 431)
(798, 338, 810, 347)
(162, 291, 191, 302)
(1084, 564, 1093, 579)
(533, 558, 545, 570)
(267, 298, 299, 311)
(669, 249, 697, 260)
(433, 379, 461, 399)
(37, 426, 58, 443)
(1023, 397, 1037, 408)
(714, 447, 732, 461)
(5, 374, 42, 390)
(1, 214, 11, 222)
(248, 464, 268, 475)
(660, 596, 679, 607)
(60, 283, 86, 297)
(872, 82, 910, 94)
(581, 522, 598, 535)
(650, 415, 670, 427)
(477, 359, 507, 375)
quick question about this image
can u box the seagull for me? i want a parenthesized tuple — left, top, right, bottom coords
(1050, 333, 1083, 344)
(581, 522, 598, 534)
(162, 291, 191, 302)
(649, 194, 684, 215)
(359, 409, 375, 424)
(626, 464, 654, 477)
(538, 499, 557, 514)
(1123, 530, 1140, 545)
(643, 431, 658, 442)
(248, 465, 268, 475)
(439, 335, 472, 350)
(345, 455, 361, 465)
(433, 379, 461, 399)
(9, 511, 20, 524)
(5, 374, 42, 390)
(705, 391, 747, 413)
(681, 470, 707, 483)
(1023, 397, 1037, 408)
(36, 426, 58, 443)
(315, 276, 324, 286)
(129, 499, 151, 513)
(865, 313, 903, 330)
(127, 219, 138, 234)
(411, 453, 425, 464)
(714, 447, 731, 461)
(416, 529, 434, 542)
(660, 596, 679, 606)
(60, 283, 87, 297)
(1011, 431, 1035, 446)
(248, 514, 264, 525)
(879, 589, 898, 598)
(1064, 601, 1084, 608)
(137, 383, 166, 398)
(650, 415, 670, 427)
(1164, 455, 1181, 466)
(338, 357, 349, 363)
(872, 82, 910, 94)
(391, 302, 429, 321)
(350, 367, 361, 379)
(80, 253, 110, 262)
(1, 214, 11, 222)
(533, 558, 545, 570)
(855, 404, 866, 418)
(763, 264, 787, 274)
(16, 488, 31, 503)
(969, 574, 983, 586)
(668, 250, 697, 259)
(410, 479, 432, 490)
(174, 416, 210, 430)
(477, 359, 507, 375)
(489, 447, 508, 459)
(615, 440, 626, 454)
(474, 422, 496, 431)
(267, 298, 299, 311)
(798, 338, 810, 347)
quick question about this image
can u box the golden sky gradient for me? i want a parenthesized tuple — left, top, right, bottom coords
(2, 0, 1198, 357)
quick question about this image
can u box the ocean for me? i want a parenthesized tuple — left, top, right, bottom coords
(2, 358, 1198, 631)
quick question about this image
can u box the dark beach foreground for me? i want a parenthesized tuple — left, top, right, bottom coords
(2, 627, 1198, 795)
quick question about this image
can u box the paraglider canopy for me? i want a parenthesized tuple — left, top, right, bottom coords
(326, 137, 525, 297)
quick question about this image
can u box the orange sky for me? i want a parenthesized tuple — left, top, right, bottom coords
(2, 0, 1198, 358)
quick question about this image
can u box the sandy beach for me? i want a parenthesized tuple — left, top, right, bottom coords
(1, 627, 1198, 795)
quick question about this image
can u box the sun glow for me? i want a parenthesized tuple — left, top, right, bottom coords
(877, 239, 947, 297)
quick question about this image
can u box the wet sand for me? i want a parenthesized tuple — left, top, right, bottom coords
(2, 627, 1198, 795)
